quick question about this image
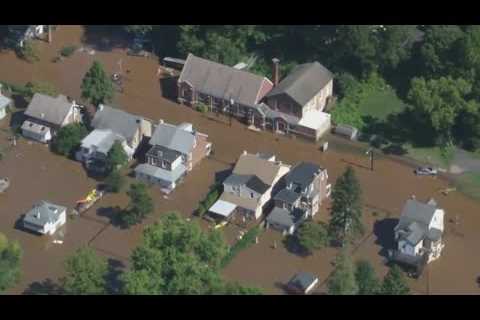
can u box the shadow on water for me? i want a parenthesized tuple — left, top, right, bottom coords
(9, 110, 25, 131)
(81, 26, 130, 52)
(159, 76, 179, 102)
(96, 206, 126, 229)
(105, 258, 126, 295)
(23, 278, 64, 295)
(11, 94, 29, 110)
(214, 169, 232, 184)
(373, 218, 398, 258)
(282, 235, 310, 258)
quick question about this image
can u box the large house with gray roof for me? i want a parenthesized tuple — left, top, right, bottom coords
(21, 93, 82, 143)
(22, 201, 67, 235)
(135, 120, 211, 193)
(0, 84, 12, 121)
(177, 54, 334, 141)
(266, 162, 331, 235)
(209, 151, 290, 221)
(391, 197, 445, 272)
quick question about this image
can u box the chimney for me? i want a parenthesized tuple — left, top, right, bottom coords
(272, 58, 280, 86)
(243, 150, 247, 155)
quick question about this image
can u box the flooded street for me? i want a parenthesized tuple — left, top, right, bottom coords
(1, 26, 480, 294)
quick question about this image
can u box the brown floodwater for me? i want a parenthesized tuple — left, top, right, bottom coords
(1, 26, 480, 294)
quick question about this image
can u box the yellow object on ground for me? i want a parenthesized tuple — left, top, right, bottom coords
(214, 221, 228, 229)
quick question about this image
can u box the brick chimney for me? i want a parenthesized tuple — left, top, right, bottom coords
(272, 58, 280, 86)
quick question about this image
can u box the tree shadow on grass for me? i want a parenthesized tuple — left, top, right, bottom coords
(282, 235, 310, 258)
(373, 218, 398, 259)
(23, 278, 64, 295)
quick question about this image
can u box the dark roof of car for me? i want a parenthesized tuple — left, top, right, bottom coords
(288, 272, 318, 291)
(266, 62, 333, 107)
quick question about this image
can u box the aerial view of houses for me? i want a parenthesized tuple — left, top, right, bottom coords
(1, 24, 480, 297)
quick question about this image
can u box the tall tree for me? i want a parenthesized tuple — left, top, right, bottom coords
(355, 260, 381, 295)
(51, 123, 88, 157)
(328, 248, 358, 295)
(376, 25, 419, 72)
(106, 141, 128, 174)
(329, 166, 364, 246)
(121, 183, 154, 227)
(295, 221, 329, 254)
(61, 247, 108, 295)
(0, 233, 22, 292)
(381, 265, 410, 295)
(81, 60, 114, 107)
(121, 212, 259, 294)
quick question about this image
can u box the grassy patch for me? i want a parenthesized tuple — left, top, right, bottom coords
(454, 172, 480, 201)
(404, 145, 450, 168)
(358, 90, 407, 121)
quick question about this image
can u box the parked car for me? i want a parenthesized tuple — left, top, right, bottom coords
(414, 167, 438, 176)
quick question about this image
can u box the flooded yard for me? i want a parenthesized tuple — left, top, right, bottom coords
(1, 26, 480, 294)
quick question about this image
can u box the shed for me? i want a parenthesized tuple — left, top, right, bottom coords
(333, 124, 358, 140)
(287, 272, 319, 294)
(22, 201, 67, 235)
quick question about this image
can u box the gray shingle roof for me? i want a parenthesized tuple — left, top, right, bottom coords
(149, 122, 195, 155)
(288, 272, 318, 291)
(24, 93, 73, 126)
(23, 201, 66, 227)
(146, 145, 182, 163)
(266, 207, 305, 229)
(81, 129, 125, 155)
(397, 199, 438, 230)
(179, 53, 272, 108)
(223, 174, 252, 187)
(91, 105, 142, 142)
(245, 175, 270, 194)
(266, 62, 333, 107)
(285, 162, 322, 191)
(274, 189, 301, 204)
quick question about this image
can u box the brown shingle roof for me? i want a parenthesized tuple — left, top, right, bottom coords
(232, 153, 285, 186)
(178, 53, 272, 107)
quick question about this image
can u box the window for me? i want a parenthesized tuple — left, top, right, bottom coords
(250, 192, 254, 199)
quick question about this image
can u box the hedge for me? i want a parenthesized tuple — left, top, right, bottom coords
(221, 226, 261, 268)
(196, 183, 222, 217)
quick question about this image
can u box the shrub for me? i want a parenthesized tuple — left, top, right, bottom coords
(51, 123, 88, 157)
(221, 226, 261, 268)
(16, 40, 39, 63)
(104, 170, 126, 193)
(196, 183, 222, 217)
(196, 103, 209, 113)
(295, 221, 329, 254)
(60, 45, 77, 58)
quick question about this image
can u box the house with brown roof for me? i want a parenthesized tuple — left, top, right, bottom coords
(177, 53, 273, 118)
(177, 54, 334, 141)
(209, 151, 290, 221)
(21, 93, 82, 143)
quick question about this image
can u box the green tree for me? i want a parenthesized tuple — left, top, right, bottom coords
(381, 265, 410, 295)
(327, 248, 358, 295)
(124, 25, 153, 37)
(376, 25, 419, 71)
(0, 233, 22, 292)
(355, 260, 381, 295)
(329, 166, 364, 246)
(104, 169, 126, 193)
(121, 212, 259, 294)
(121, 183, 154, 227)
(81, 61, 114, 106)
(295, 221, 329, 254)
(105, 141, 128, 174)
(16, 40, 39, 63)
(61, 247, 108, 295)
(407, 76, 476, 145)
(51, 123, 88, 157)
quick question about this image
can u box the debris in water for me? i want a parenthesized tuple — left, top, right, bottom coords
(53, 240, 63, 244)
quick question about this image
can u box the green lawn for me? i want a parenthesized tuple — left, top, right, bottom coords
(358, 89, 407, 121)
(454, 172, 480, 201)
(404, 145, 451, 168)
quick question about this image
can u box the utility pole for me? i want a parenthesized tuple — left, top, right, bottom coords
(366, 148, 374, 171)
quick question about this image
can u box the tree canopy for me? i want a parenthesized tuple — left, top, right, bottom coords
(81, 60, 114, 107)
(120, 183, 154, 227)
(355, 260, 381, 295)
(328, 248, 358, 295)
(51, 123, 88, 157)
(121, 212, 261, 294)
(61, 246, 108, 295)
(295, 221, 329, 254)
(106, 141, 128, 174)
(0, 233, 22, 292)
(381, 265, 410, 295)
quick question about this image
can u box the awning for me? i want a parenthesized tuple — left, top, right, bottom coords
(209, 200, 237, 218)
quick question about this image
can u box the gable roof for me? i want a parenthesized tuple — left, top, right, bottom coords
(149, 122, 196, 155)
(266, 62, 333, 107)
(81, 129, 125, 155)
(274, 189, 302, 204)
(24, 93, 73, 126)
(267, 207, 306, 228)
(232, 153, 288, 187)
(23, 201, 66, 227)
(245, 175, 270, 194)
(288, 272, 318, 291)
(397, 198, 439, 230)
(178, 53, 273, 107)
(285, 162, 322, 190)
(91, 105, 142, 142)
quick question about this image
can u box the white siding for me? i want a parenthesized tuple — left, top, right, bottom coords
(428, 209, 444, 232)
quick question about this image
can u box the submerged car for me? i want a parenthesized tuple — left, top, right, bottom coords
(414, 167, 438, 176)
